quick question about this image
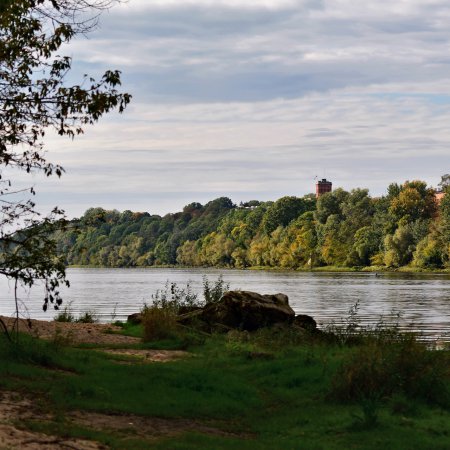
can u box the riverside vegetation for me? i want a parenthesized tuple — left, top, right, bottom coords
(55, 177, 450, 271)
(1, 279, 449, 449)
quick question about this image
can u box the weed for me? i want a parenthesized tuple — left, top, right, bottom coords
(141, 304, 179, 342)
(110, 302, 119, 322)
(54, 302, 98, 324)
(76, 311, 98, 324)
(54, 302, 75, 323)
(350, 396, 380, 429)
(202, 274, 229, 304)
(331, 332, 450, 411)
(151, 280, 199, 313)
(142, 275, 231, 343)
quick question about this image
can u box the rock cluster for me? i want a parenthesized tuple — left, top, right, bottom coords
(129, 291, 317, 333)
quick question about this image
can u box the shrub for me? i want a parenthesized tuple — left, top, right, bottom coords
(203, 274, 229, 304)
(331, 333, 450, 408)
(142, 275, 231, 342)
(141, 305, 179, 342)
(151, 280, 199, 313)
(54, 303, 75, 323)
(54, 303, 98, 324)
(76, 311, 98, 324)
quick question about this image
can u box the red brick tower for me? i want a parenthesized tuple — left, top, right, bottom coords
(316, 178, 332, 198)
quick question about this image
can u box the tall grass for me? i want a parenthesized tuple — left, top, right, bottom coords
(54, 302, 98, 323)
(142, 275, 231, 342)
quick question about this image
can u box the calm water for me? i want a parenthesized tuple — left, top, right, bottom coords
(0, 268, 449, 341)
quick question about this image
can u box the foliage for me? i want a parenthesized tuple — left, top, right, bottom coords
(54, 303, 98, 323)
(54, 303, 76, 323)
(331, 333, 450, 408)
(141, 275, 230, 342)
(141, 304, 179, 341)
(76, 310, 98, 323)
(55, 178, 449, 271)
(0, 0, 130, 320)
(262, 196, 314, 234)
(150, 280, 199, 313)
(203, 274, 229, 304)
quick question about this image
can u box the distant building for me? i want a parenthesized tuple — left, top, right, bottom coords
(316, 178, 332, 198)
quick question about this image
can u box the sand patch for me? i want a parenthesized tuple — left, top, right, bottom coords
(0, 316, 139, 346)
(69, 410, 249, 440)
(0, 392, 104, 450)
(101, 348, 190, 363)
(0, 392, 250, 448)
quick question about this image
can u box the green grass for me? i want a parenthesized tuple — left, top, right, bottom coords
(0, 326, 449, 449)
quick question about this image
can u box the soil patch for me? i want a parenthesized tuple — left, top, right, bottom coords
(0, 391, 251, 449)
(0, 392, 104, 450)
(101, 348, 190, 363)
(69, 410, 250, 440)
(0, 316, 139, 346)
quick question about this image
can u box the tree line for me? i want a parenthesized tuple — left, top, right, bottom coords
(56, 177, 450, 271)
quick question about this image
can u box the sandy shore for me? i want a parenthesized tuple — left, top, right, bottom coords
(0, 315, 140, 346)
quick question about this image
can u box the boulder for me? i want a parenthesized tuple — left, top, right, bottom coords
(178, 305, 203, 315)
(293, 314, 317, 331)
(127, 312, 143, 325)
(188, 290, 295, 331)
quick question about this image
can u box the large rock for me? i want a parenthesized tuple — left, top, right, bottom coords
(127, 312, 143, 325)
(293, 314, 317, 331)
(184, 290, 295, 331)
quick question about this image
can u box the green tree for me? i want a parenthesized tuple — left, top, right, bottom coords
(262, 196, 312, 234)
(435, 184, 450, 267)
(0, 0, 130, 321)
(413, 235, 443, 268)
(438, 174, 450, 190)
(351, 226, 381, 266)
(389, 181, 437, 224)
(384, 225, 415, 267)
(315, 188, 349, 224)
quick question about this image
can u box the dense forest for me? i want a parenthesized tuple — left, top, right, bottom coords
(55, 177, 450, 270)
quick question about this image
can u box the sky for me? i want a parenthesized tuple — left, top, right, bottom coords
(32, 0, 450, 217)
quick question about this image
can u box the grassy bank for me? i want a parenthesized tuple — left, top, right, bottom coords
(0, 320, 449, 449)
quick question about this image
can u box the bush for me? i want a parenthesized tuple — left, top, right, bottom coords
(141, 305, 179, 342)
(203, 274, 229, 304)
(142, 275, 231, 342)
(151, 280, 199, 313)
(76, 311, 98, 324)
(54, 304, 75, 323)
(331, 333, 450, 408)
(54, 303, 98, 324)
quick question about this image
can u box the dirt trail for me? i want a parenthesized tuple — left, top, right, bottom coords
(0, 315, 139, 346)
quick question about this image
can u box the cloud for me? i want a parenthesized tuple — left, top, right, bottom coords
(27, 0, 450, 216)
(62, 0, 450, 105)
(29, 89, 447, 217)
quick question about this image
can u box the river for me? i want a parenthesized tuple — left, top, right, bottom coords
(0, 268, 449, 341)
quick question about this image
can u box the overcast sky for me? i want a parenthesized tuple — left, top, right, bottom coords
(33, 0, 450, 217)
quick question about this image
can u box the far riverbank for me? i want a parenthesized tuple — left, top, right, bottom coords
(67, 264, 450, 274)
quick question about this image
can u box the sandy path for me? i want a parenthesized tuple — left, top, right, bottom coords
(0, 316, 139, 346)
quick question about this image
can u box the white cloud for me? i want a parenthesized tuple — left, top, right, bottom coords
(25, 0, 450, 216)
(119, 0, 300, 10)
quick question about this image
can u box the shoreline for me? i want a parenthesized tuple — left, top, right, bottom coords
(66, 264, 450, 275)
